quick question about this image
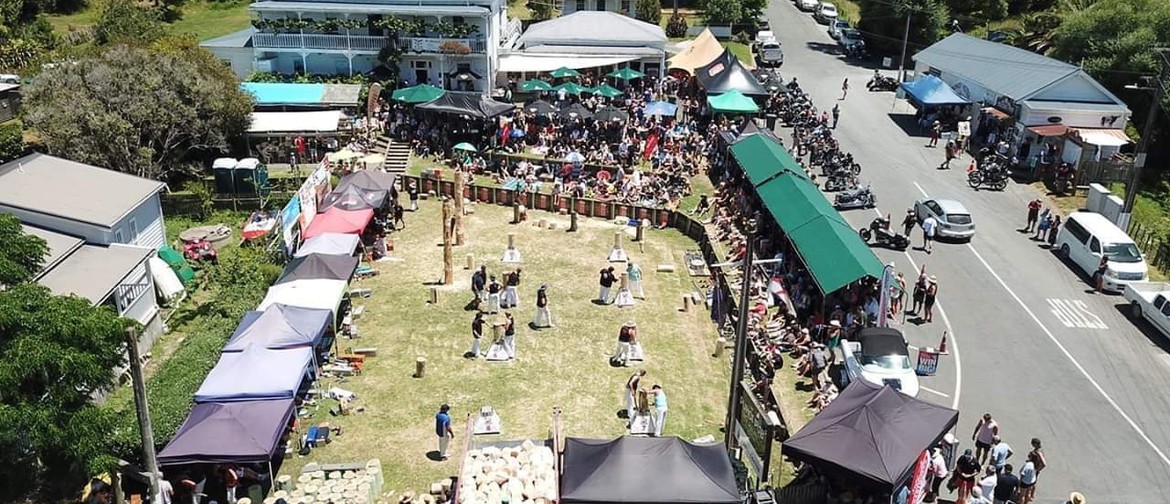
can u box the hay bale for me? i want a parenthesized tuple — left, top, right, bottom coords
(303, 484, 318, 495)
(311, 470, 326, 480)
(430, 483, 444, 495)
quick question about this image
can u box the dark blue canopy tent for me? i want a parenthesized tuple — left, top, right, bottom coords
(899, 75, 970, 108)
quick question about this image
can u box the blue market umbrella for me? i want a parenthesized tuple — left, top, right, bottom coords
(644, 101, 678, 116)
(565, 152, 585, 164)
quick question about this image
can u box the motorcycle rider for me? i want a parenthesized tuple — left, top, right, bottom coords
(902, 208, 916, 237)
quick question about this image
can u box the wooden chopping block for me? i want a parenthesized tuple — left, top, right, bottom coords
(656, 264, 676, 272)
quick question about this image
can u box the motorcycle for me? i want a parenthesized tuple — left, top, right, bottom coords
(823, 171, 856, 192)
(1054, 162, 1075, 195)
(834, 185, 876, 209)
(845, 42, 869, 60)
(967, 161, 1009, 191)
(867, 75, 899, 92)
(859, 216, 910, 250)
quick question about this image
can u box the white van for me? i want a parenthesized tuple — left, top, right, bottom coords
(1055, 211, 1148, 292)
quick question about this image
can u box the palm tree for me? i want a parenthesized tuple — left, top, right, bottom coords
(1006, 11, 1062, 55)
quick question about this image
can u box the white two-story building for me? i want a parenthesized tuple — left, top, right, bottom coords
(203, 0, 523, 92)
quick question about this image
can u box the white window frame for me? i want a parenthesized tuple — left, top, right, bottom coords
(128, 218, 139, 243)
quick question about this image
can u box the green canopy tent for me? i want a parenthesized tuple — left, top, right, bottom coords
(549, 67, 582, 79)
(553, 82, 590, 95)
(519, 80, 552, 92)
(607, 67, 645, 81)
(786, 214, 884, 294)
(729, 134, 806, 187)
(391, 84, 445, 104)
(591, 84, 624, 98)
(707, 90, 760, 114)
(755, 174, 842, 232)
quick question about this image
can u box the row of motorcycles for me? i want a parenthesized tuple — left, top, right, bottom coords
(782, 84, 877, 210)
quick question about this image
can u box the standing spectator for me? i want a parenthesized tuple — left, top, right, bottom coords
(503, 312, 516, 358)
(840, 78, 849, 100)
(930, 120, 941, 147)
(832, 104, 840, 129)
(954, 448, 981, 504)
(612, 322, 634, 366)
(650, 384, 668, 436)
(972, 413, 1000, 466)
(598, 266, 616, 304)
(626, 369, 646, 424)
(1025, 199, 1042, 232)
(487, 275, 502, 313)
(628, 262, 645, 299)
(468, 312, 484, 358)
(978, 466, 997, 502)
(902, 208, 917, 237)
(471, 266, 487, 308)
(1018, 453, 1038, 504)
(1028, 437, 1048, 477)
(990, 436, 1013, 473)
(1095, 255, 1109, 293)
(911, 265, 928, 315)
(1047, 216, 1062, 247)
(992, 464, 1019, 504)
(222, 465, 239, 504)
(393, 203, 405, 229)
(939, 139, 957, 169)
(533, 284, 553, 328)
(923, 276, 938, 323)
(503, 268, 521, 308)
(926, 447, 949, 502)
(435, 404, 454, 460)
(1034, 209, 1051, 240)
(407, 181, 420, 211)
(891, 272, 906, 318)
(155, 473, 174, 504)
(922, 214, 938, 253)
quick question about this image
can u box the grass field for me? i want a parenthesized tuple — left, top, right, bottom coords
(47, 0, 252, 41)
(277, 201, 729, 494)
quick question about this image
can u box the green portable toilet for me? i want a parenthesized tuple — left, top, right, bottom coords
(235, 158, 271, 197)
(212, 158, 239, 194)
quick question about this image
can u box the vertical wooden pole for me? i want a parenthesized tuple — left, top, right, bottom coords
(125, 327, 159, 500)
(454, 170, 466, 246)
(442, 198, 454, 284)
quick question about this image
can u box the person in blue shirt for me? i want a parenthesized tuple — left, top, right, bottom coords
(436, 404, 454, 460)
(651, 385, 668, 437)
(989, 436, 1013, 473)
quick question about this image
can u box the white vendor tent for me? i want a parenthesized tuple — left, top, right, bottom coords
(248, 111, 343, 135)
(257, 278, 348, 322)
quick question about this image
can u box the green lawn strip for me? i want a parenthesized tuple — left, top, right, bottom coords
(47, 0, 251, 40)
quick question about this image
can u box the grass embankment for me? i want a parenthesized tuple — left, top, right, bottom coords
(275, 201, 728, 492)
(47, 0, 252, 41)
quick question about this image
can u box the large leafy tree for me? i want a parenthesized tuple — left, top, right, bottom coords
(23, 42, 253, 182)
(0, 219, 132, 500)
(1051, 0, 1170, 99)
(703, 0, 743, 24)
(857, 0, 949, 59)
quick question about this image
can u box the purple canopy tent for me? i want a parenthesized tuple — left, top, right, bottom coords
(194, 345, 313, 403)
(158, 399, 295, 466)
(224, 304, 332, 352)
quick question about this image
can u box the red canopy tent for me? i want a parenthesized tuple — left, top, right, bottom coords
(302, 207, 374, 239)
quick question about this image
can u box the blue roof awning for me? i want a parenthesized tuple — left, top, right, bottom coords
(900, 75, 971, 107)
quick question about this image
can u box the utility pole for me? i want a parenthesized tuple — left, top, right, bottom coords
(1120, 49, 1168, 231)
(897, 6, 912, 82)
(724, 220, 757, 450)
(126, 326, 160, 501)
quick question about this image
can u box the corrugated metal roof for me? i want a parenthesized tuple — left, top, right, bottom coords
(913, 33, 1080, 101)
(37, 244, 152, 304)
(200, 29, 253, 48)
(519, 11, 665, 49)
(0, 153, 166, 228)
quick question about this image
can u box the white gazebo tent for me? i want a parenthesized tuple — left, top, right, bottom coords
(257, 278, 348, 323)
(499, 11, 668, 79)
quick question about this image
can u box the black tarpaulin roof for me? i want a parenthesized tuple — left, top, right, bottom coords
(416, 91, 515, 118)
(338, 170, 398, 193)
(561, 436, 741, 504)
(275, 253, 359, 284)
(321, 184, 389, 211)
(695, 50, 768, 97)
(781, 381, 959, 490)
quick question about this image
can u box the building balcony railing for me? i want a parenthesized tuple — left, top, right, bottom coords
(396, 37, 487, 54)
(253, 32, 388, 52)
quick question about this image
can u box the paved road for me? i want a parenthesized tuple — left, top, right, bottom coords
(761, 2, 1170, 501)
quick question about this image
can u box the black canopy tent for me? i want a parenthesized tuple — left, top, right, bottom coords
(337, 170, 398, 195)
(695, 50, 769, 97)
(781, 381, 959, 490)
(275, 253, 360, 285)
(417, 91, 516, 118)
(561, 436, 741, 504)
(321, 184, 389, 212)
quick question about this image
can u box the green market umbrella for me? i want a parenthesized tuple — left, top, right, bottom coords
(519, 80, 552, 92)
(607, 67, 645, 81)
(553, 82, 589, 95)
(707, 90, 760, 114)
(453, 142, 477, 152)
(391, 84, 445, 104)
(549, 66, 582, 79)
(591, 84, 624, 98)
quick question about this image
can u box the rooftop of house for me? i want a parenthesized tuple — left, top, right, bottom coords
(0, 153, 166, 228)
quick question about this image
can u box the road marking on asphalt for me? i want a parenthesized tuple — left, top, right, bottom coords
(1047, 298, 1109, 329)
(966, 243, 1170, 468)
(920, 386, 951, 398)
(870, 206, 963, 410)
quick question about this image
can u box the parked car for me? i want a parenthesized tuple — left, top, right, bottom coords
(838, 28, 865, 49)
(842, 327, 920, 397)
(1055, 211, 1148, 292)
(828, 19, 850, 39)
(755, 30, 776, 45)
(797, 0, 819, 11)
(756, 39, 784, 67)
(914, 198, 975, 241)
(1124, 282, 1170, 337)
(815, 3, 839, 23)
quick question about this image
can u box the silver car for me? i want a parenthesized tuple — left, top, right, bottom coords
(915, 198, 975, 240)
(828, 19, 850, 39)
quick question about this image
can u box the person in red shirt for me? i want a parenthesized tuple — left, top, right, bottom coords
(1025, 199, 1042, 232)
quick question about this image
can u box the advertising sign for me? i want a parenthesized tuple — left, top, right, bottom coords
(298, 165, 331, 228)
(915, 348, 939, 376)
(736, 381, 777, 479)
(280, 197, 301, 250)
(905, 451, 930, 504)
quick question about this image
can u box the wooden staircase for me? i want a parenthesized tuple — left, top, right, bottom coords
(379, 135, 410, 175)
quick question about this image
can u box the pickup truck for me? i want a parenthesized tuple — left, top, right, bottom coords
(1124, 281, 1170, 337)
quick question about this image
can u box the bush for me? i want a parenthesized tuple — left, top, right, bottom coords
(635, 0, 662, 24)
(0, 123, 24, 164)
(666, 13, 689, 38)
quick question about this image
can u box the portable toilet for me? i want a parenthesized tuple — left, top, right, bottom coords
(212, 158, 239, 194)
(234, 158, 271, 196)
